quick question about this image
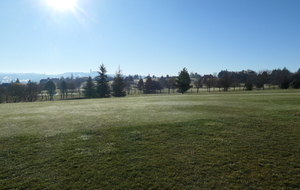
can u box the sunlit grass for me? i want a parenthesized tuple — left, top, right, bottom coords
(1, 90, 300, 189)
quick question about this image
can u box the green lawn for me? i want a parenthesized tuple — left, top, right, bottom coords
(1, 90, 300, 189)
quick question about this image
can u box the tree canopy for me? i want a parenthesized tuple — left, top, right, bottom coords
(95, 64, 110, 98)
(175, 68, 192, 94)
(112, 67, 126, 97)
(83, 76, 96, 98)
(45, 80, 56, 100)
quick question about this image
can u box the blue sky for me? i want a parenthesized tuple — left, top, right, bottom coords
(1, 0, 299, 76)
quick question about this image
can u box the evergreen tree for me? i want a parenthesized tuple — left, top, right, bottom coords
(143, 75, 153, 94)
(244, 78, 253, 91)
(291, 78, 300, 89)
(175, 68, 192, 94)
(256, 71, 269, 90)
(83, 76, 96, 98)
(279, 67, 291, 89)
(137, 79, 144, 94)
(112, 67, 126, 97)
(125, 75, 134, 82)
(291, 72, 300, 89)
(280, 76, 290, 89)
(44, 80, 56, 100)
(95, 64, 110, 98)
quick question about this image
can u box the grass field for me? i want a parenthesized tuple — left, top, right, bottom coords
(1, 90, 300, 189)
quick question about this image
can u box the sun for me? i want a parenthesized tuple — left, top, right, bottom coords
(46, 0, 77, 10)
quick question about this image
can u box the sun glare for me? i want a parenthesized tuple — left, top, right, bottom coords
(46, 0, 77, 10)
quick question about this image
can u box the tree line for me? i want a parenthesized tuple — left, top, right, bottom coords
(0, 75, 85, 103)
(1, 65, 300, 103)
(202, 67, 300, 92)
(80, 66, 300, 98)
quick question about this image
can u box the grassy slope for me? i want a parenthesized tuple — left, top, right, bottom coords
(1, 90, 300, 189)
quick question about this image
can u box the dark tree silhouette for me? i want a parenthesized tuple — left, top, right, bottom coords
(175, 68, 192, 94)
(291, 78, 300, 89)
(0, 85, 6, 103)
(60, 80, 68, 99)
(279, 67, 291, 89)
(112, 67, 126, 97)
(95, 64, 110, 98)
(219, 70, 232, 91)
(44, 80, 56, 100)
(8, 82, 26, 102)
(152, 80, 163, 93)
(138, 79, 144, 94)
(125, 75, 134, 82)
(26, 81, 40, 102)
(245, 78, 253, 91)
(280, 76, 290, 89)
(143, 75, 153, 94)
(256, 71, 269, 90)
(291, 71, 300, 89)
(83, 76, 96, 98)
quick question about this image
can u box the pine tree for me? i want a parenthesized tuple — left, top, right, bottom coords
(280, 76, 290, 89)
(244, 78, 253, 91)
(137, 79, 144, 94)
(83, 76, 96, 98)
(175, 68, 192, 94)
(95, 64, 110, 98)
(112, 67, 126, 97)
(143, 75, 153, 94)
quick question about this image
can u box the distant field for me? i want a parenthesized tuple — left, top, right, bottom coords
(1, 90, 300, 189)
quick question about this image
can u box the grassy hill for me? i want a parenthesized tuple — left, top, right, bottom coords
(1, 90, 300, 189)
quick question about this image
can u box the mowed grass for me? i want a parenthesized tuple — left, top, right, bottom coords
(1, 90, 300, 189)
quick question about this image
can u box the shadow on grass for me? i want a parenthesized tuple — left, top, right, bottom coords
(1, 117, 300, 189)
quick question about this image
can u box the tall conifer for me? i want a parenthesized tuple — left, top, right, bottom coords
(175, 68, 192, 94)
(112, 67, 126, 97)
(83, 76, 96, 98)
(95, 64, 110, 98)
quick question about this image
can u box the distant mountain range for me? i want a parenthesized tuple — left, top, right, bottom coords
(0, 72, 115, 84)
